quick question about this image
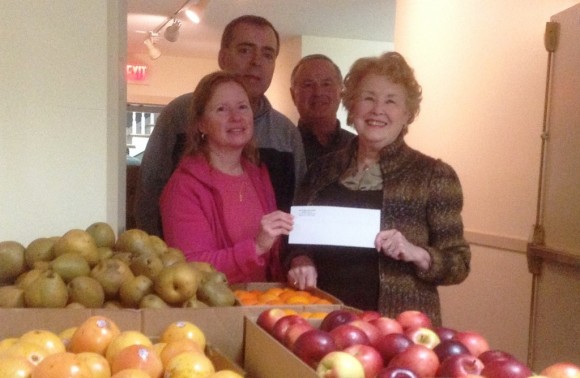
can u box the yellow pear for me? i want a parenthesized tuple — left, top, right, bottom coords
(86, 221, 116, 248)
(24, 237, 55, 269)
(23, 270, 69, 308)
(90, 258, 134, 299)
(0, 241, 26, 284)
(52, 229, 100, 267)
(67, 276, 105, 308)
(0, 285, 25, 308)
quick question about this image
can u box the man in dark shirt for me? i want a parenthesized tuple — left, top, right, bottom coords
(290, 54, 355, 167)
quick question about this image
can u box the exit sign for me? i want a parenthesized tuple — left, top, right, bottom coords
(126, 64, 148, 82)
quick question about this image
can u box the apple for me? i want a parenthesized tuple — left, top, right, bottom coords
(404, 326, 440, 349)
(375, 333, 413, 365)
(437, 353, 484, 377)
(540, 362, 580, 378)
(348, 320, 381, 347)
(316, 351, 366, 378)
(433, 326, 457, 342)
(256, 308, 287, 335)
(271, 314, 310, 343)
(370, 316, 404, 337)
(330, 324, 371, 350)
(292, 329, 338, 369)
(320, 309, 360, 332)
(453, 331, 490, 357)
(343, 344, 384, 378)
(388, 344, 440, 378)
(283, 321, 315, 349)
(395, 310, 432, 331)
(433, 339, 470, 362)
(480, 357, 532, 378)
(377, 366, 419, 378)
(477, 349, 516, 365)
(358, 310, 382, 322)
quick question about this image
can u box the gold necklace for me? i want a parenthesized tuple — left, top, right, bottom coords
(239, 173, 247, 202)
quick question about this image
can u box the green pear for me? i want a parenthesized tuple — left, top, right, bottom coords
(24, 237, 56, 269)
(119, 275, 154, 308)
(86, 222, 116, 248)
(15, 268, 46, 290)
(196, 280, 236, 307)
(24, 270, 69, 308)
(97, 246, 114, 261)
(182, 296, 209, 309)
(149, 235, 168, 256)
(103, 300, 123, 309)
(160, 247, 186, 267)
(130, 252, 163, 280)
(90, 258, 134, 299)
(52, 229, 100, 267)
(115, 228, 154, 256)
(0, 241, 27, 284)
(50, 252, 91, 283)
(67, 276, 105, 308)
(0, 285, 25, 308)
(139, 293, 170, 309)
(110, 251, 133, 265)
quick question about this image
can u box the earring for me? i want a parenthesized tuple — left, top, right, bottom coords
(200, 133, 206, 141)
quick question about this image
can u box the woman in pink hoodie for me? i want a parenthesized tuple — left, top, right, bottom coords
(160, 71, 293, 283)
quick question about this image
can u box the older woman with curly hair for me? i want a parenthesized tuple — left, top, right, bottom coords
(286, 52, 470, 325)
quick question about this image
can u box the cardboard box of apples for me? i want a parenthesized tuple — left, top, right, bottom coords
(245, 307, 579, 378)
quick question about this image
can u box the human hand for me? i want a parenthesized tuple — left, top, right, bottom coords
(255, 211, 294, 255)
(287, 255, 317, 290)
(374, 229, 431, 271)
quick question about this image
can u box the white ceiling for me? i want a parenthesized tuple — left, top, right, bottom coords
(127, 0, 396, 59)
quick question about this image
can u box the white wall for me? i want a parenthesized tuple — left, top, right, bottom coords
(395, 0, 578, 363)
(0, 1, 125, 244)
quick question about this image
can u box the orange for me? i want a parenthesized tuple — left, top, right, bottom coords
(19, 329, 66, 356)
(160, 321, 206, 350)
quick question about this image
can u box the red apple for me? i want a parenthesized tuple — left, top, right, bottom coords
(377, 366, 419, 378)
(271, 314, 310, 343)
(434, 326, 457, 342)
(375, 333, 413, 365)
(292, 329, 338, 369)
(480, 357, 532, 378)
(437, 353, 484, 377)
(320, 309, 360, 332)
(540, 362, 580, 378)
(453, 331, 490, 357)
(370, 317, 404, 337)
(477, 349, 515, 365)
(395, 310, 432, 331)
(343, 344, 384, 378)
(404, 326, 441, 349)
(256, 308, 287, 334)
(316, 351, 366, 378)
(330, 324, 371, 350)
(283, 321, 315, 349)
(348, 320, 381, 347)
(358, 310, 382, 322)
(433, 339, 470, 363)
(388, 344, 440, 378)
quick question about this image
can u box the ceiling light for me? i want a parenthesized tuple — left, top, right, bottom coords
(144, 35, 161, 60)
(185, 9, 201, 24)
(164, 19, 181, 42)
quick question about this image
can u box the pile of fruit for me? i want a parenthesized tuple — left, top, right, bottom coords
(0, 314, 242, 377)
(0, 222, 236, 309)
(256, 307, 580, 378)
(234, 286, 334, 306)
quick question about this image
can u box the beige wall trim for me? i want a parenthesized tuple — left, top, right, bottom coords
(465, 230, 528, 253)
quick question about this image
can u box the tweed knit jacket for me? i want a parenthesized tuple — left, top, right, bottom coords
(292, 135, 471, 326)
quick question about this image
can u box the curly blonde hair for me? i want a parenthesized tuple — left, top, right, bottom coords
(342, 51, 422, 126)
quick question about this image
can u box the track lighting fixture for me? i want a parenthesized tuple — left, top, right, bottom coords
(144, 32, 161, 60)
(164, 19, 181, 42)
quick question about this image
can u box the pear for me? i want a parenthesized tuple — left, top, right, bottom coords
(66, 302, 86, 309)
(0, 241, 27, 284)
(103, 300, 123, 309)
(15, 268, 45, 290)
(115, 228, 154, 256)
(154, 263, 200, 305)
(50, 252, 91, 283)
(130, 252, 163, 280)
(189, 261, 216, 273)
(90, 258, 134, 299)
(149, 235, 168, 256)
(182, 296, 209, 309)
(24, 237, 56, 269)
(119, 275, 154, 308)
(67, 276, 105, 308)
(97, 246, 114, 261)
(86, 222, 116, 248)
(110, 251, 133, 265)
(160, 247, 186, 267)
(139, 293, 170, 309)
(0, 285, 25, 308)
(23, 270, 69, 308)
(52, 229, 100, 267)
(196, 280, 236, 307)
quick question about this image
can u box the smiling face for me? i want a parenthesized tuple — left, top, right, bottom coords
(218, 22, 278, 101)
(350, 73, 411, 150)
(291, 58, 342, 124)
(200, 81, 254, 153)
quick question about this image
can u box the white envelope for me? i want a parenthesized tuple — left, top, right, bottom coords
(289, 206, 381, 248)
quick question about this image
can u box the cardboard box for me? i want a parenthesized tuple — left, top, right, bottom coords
(244, 315, 320, 378)
(0, 308, 245, 375)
